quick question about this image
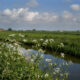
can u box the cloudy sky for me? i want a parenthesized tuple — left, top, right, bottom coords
(0, 0, 80, 31)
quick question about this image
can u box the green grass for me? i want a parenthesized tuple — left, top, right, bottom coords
(0, 30, 80, 57)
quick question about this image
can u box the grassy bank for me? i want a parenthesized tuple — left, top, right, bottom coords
(0, 31, 80, 57)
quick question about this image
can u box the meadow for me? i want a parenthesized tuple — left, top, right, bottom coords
(0, 30, 80, 57)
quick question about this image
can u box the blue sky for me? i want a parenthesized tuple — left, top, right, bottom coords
(0, 0, 79, 12)
(0, 0, 80, 30)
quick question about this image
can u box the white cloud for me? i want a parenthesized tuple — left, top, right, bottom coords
(3, 9, 12, 16)
(0, 8, 80, 30)
(36, 12, 58, 23)
(26, 0, 39, 8)
(2, 8, 39, 21)
(1, 8, 59, 23)
(62, 11, 73, 19)
(70, 4, 80, 11)
(24, 12, 39, 21)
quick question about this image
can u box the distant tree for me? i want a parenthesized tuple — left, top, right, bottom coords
(32, 29, 36, 31)
(8, 28, 12, 31)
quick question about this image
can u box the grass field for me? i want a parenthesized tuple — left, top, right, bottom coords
(0, 30, 80, 57)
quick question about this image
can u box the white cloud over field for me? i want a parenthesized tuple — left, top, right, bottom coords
(0, 7, 80, 30)
(70, 4, 80, 11)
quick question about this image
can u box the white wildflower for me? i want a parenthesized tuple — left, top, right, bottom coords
(9, 34, 15, 37)
(37, 75, 40, 78)
(49, 63, 53, 66)
(19, 33, 24, 37)
(45, 58, 52, 62)
(49, 39, 54, 42)
(61, 53, 65, 58)
(60, 73, 64, 77)
(31, 59, 34, 62)
(32, 39, 37, 43)
(37, 44, 40, 47)
(45, 73, 49, 78)
(14, 42, 19, 46)
(38, 49, 44, 53)
(43, 42, 47, 46)
(40, 54, 44, 58)
(40, 38, 44, 41)
(60, 43, 64, 47)
(53, 72, 56, 75)
(23, 39, 27, 42)
(55, 68, 60, 73)
(45, 39, 49, 43)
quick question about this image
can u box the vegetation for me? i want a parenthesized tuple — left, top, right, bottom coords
(0, 31, 80, 57)
(0, 42, 69, 80)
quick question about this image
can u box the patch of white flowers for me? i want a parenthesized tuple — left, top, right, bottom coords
(55, 68, 60, 73)
(32, 39, 38, 43)
(45, 58, 52, 62)
(40, 38, 44, 41)
(19, 33, 24, 37)
(45, 73, 49, 78)
(43, 42, 47, 46)
(13, 42, 19, 46)
(49, 63, 53, 66)
(38, 49, 45, 53)
(49, 39, 54, 43)
(58, 43, 64, 48)
(9, 34, 15, 37)
(61, 53, 65, 58)
(45, 39, 49, 43)
(60, 43, 64, 47)
(31, 59, 34, 62)
(23, 39, 27, 42)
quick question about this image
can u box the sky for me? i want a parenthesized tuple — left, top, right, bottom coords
(0, 0, 80, 31)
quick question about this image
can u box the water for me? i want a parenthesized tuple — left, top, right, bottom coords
(20, 48, 80, 80)
(68, 64, 80, 80)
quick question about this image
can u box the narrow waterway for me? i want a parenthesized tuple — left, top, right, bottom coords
(21, 47, 80, 80)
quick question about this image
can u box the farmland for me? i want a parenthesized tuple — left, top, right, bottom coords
(0, 31, 80, 57)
